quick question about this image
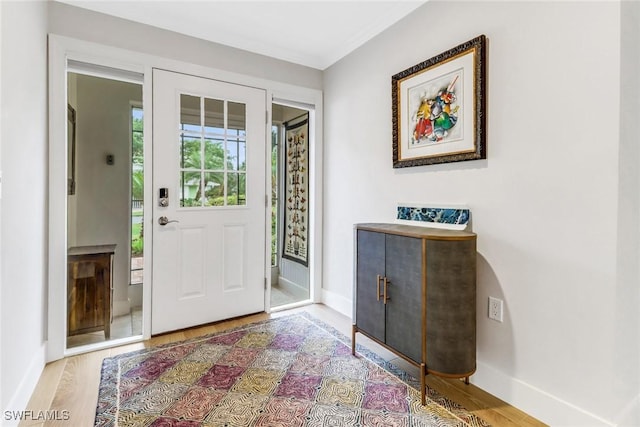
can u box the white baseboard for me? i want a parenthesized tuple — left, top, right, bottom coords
(472, 361, 614, 427)
(128, 284, 143, 308)
(112, 299, 131, 317)
(276, 276, 308, 299)
(3, 343, 46, 426)
(319, 293, 617, 426)
(320, 289, 352, 320)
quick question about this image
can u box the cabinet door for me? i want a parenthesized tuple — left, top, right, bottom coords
(426, 239, 476, 375)
(355, 230, 386, 342)
(385, 234, 423, 363)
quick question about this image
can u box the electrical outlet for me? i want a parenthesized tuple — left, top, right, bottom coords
(488, 297, 503, 322)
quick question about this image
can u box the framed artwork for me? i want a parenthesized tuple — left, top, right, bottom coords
(392, 35, 487, 168)
(282, 114, 309, 266)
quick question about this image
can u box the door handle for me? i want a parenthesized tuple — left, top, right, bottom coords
(158, 216, 179, 226)
(376, 275, 383, 301)
(383, 277, 391, 304)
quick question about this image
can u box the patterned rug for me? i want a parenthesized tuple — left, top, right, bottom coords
(95, 313, 490, 426)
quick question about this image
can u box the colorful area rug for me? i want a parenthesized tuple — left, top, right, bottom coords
(95, 313, 489, 426)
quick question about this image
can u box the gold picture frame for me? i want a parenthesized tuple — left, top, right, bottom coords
(392, 35, 487, 168)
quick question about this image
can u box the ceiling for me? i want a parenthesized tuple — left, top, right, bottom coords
(55, 1, 427, 70)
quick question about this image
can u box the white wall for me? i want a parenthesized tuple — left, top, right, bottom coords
(323, 1, 638, 425)
(0, 0, 48, 418)
(73, 74, 142, 315)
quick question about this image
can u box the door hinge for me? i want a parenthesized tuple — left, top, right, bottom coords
(265, 194, 268, 207)
(266, 110, 269, 125)
(264, 278, 268, 289)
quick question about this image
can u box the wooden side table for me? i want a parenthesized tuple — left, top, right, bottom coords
(67, 244, 115, 339)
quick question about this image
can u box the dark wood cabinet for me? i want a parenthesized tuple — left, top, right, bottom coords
(67, 244, 115, 339)
(352, 223, 476, 405)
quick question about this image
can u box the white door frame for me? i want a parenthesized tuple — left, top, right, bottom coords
(47, 34, 323, 362)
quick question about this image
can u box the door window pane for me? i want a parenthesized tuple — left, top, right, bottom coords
(180, 94, 201, 134)
(228, 102, 246, 134)
(180, 136, 201, 169)
(204, 138, 224, 170)
(179, 94, 248, 207)
(227, 173, 246, 206)
(238, 173, 246, 205)
(204, 98, 224, 135)
(238, 141, 246, 171)
(227, 139, 239, 171)
(180, 171, 202, 207)
(204, 172, 224, 206)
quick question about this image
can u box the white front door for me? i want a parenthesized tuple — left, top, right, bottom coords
(152, 69, 267, 335)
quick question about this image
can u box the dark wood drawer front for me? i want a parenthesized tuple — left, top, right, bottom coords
(67, 246, 115, 339)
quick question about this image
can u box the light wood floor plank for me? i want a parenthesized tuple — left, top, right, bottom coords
(20, 303, 546, 427)
(48, 350, 104, 426)
(19, 359, 68, 427)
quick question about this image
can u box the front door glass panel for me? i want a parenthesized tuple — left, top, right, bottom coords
(179, 94, 247, 207)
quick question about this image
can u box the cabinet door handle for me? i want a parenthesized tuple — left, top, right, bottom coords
(383, 277, 390, 304)
(376, 274, 382, 301)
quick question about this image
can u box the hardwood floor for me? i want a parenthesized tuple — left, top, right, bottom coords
(20, 304, 547, 426)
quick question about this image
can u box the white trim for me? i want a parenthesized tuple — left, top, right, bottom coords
(277, 275, 309, 300)
(48, 35, 68, 362)
(272, 97, 315, 111)
(67, 59, 143, 84)
(321, 289, 352, 320)
(0, 0, 3, 411)
(64, 335, 143, 358)
(472, 361, 615, 427)
(3, 344, 46, 427)
(141, 64, 153, 343)
(270, 299, 313, 313)
(264, 94, 272, 314)
(48, 34, 323, 362)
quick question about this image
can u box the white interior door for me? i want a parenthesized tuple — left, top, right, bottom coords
(152, 69, 267, 335)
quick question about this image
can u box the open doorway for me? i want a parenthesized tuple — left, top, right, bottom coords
(271, 103, 311, 309)
(66, 69, 144, 349)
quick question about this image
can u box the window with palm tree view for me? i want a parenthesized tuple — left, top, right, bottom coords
(179, 94, 247, 207)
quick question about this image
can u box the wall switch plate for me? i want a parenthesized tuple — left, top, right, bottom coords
(488, 297, 504, 322)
